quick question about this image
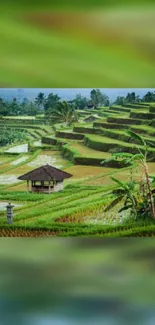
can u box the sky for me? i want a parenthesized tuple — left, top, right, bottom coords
(0, 88, 154, 102)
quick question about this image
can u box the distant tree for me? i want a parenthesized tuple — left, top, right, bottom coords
(46, 101, 79, 125)
(135, 95, 141, 103)
(0, 98, 9, 116)
(114, 93, 141, 105)
(73, 94, 88, 109)
(26, 102, 38, 116)
(35, 92, 46, 111)
(142, 91, 155, 102)
(90, 89, 99, 108)
(114, 96, 125, 105)
(9, 98, 20, 115)
(44, 93, 61, 112)
(22, 97, 29, 105)
(98, 92, 110, 107)
(125, 92, 136, 104)
(90, 89, 109, 108)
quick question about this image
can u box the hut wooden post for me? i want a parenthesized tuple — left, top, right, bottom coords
(27, 180, 30, 192)
(48, 181, 51, 194)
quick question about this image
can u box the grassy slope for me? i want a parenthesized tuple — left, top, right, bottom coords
(0, 105, 155, 236)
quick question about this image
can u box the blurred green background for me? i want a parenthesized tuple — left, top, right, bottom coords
(0, 0, 155, 87)
(1, 239, 155, 324)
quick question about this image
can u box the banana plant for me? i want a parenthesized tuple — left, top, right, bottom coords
(102, 130, 155, 219)
(104, 177, 138, 217)
(125, 130, 155, 219)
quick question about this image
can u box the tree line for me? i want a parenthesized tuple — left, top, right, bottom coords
(0, 89, 155, 117)
(114, 91, 155, 105)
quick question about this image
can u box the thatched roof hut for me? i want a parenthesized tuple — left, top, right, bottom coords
(18, 164, 72, 194)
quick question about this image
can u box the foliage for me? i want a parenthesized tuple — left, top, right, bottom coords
(72, 94, 88, 109)
(90, 89, 109, 108)
(125, 92, 139, 104)
(46, 101, 79, 125)
(114, 96, 125, 105)
(0, 90, 154, 118)
(0, 127, 27, 146)
(103, 131, 155, 220)
(104, 177, 137, 217)
(44, 93, 61, 112)
(35, 92, 46, 111)
(142, 91, 155, 103)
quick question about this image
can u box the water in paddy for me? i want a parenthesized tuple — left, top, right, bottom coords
(11, 156, 29, 165)
(6, 144, 28, 153)
(27, 151, 65, 169)
(0, 175, 21, 184)
(33, 140, 42, 147)
(0, 202, 22, 211)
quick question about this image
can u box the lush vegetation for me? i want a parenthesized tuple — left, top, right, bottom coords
(0, 127, 27, 146)
(0, 89, 155, 236)
(0, 89, 155, 117)
(0, 1, 155, 88)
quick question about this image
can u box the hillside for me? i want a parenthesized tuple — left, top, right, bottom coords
(0, 102, 155, 236)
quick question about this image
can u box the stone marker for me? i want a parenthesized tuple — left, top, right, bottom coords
(6, 202, 15, 224)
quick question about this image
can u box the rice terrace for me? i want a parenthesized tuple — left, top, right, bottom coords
(0, 88, 155, 237)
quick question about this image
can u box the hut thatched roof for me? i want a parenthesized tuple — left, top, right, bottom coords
(18, 164, 72, 182)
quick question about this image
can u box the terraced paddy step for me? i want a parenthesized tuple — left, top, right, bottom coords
(94, 121, 129, 129)
(61, 142, 128, 167)
(93, 121, 155, 137)
(1, 222, 155, 237)
(101, 109, 121, 115)
(0, 154, 18, 165)
(42, 135, 83, 146)
(84, 135, 155, 159)
(130, 124, 155, 137)
(0, 124, 51, 140)
(2, 117, 48, 125)
(55, 130, 84, 140)
(74, 126, 155, 146)
(73, 126, 102, 134)
(123, 103, 150, 109)
(107, 117, 146, 125)
(149, 105, 155, 113)
(109, 106, 131, 113)
(0, 186, 110, 223)
(130, 111, 155, 120)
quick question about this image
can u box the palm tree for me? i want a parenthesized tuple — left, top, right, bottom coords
(35, 92, 45, 111)
(47, 101, 79, 125)
(44, 93, 61, 111)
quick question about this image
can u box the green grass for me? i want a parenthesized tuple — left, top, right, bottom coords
(65, 142, 111, 158)
(0, 3, 155, 86)
(0, 111, 155, 236)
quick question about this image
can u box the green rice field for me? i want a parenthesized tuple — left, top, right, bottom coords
(0, 102, 155, 236)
